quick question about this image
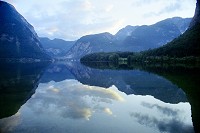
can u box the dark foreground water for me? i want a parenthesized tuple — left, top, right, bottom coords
(0, 62, 199, 133)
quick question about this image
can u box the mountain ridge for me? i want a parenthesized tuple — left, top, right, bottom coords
(65, 17, 191, 59)
(139, 0, 200, 58)
(0, 1, 50, 61)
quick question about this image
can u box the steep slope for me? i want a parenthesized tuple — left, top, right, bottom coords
(40, 37, 75, 57)
(0, 1, 50, 61)
(189, 0, 200, 28)
(66, 17, 191, 59)
(66, 32, 116, 59)
(141, 23, 200, 57)
(115, 25, 139, 41)
(141, 0, 200, 58)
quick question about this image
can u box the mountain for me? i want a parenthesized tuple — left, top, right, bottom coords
(39, 37, 75, 58)
(40, 63, 75, 83)
(123, 17, 191, 51)
(189, 0, 200, 28)
(130, 1, 200, 131)
(0, 1, 50, 61)
(115, 25, 139, 41)
(66, 32, 117, 59)
(65, 17, 191, 59)
(141, 1, 200, 58)
(141, 23, 200, 58)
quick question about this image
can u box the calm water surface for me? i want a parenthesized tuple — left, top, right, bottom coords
(0, 62, 196, 133)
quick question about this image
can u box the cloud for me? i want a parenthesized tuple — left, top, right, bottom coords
(103, 108, 113, 115)
(61, 107, 92, 120)
(2, 0, 196, 40)
(158, 1, 181, 14)
(25, 80, 123, 120)
(133, 0, 155, 6)
(130, 101, 194, 133)
(0, 76, 193, 132)
(142, 0, 196, 18)
(0, 112, 21, 133)
(21, 0, 122, 40)
(141, 102, 179, 116)
(130, 112, 194, 133)
(105, 5, 114, 12)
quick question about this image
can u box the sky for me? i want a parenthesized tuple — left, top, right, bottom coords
(3, 0, 196, 41)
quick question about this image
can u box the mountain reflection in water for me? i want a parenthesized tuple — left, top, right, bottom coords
(0, 62, 49, 119)
(0, 61, 197, 133)
(65, 62, 188, 104)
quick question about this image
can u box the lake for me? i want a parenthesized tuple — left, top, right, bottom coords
(0, 61, 199, 133)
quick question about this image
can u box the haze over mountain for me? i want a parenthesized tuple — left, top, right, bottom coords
(65, 17, 191, 59)
(39, 37, 75, 58)
(0, 1, 50, 61)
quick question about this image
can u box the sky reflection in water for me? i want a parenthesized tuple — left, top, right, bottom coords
(0, 79, 193, 133)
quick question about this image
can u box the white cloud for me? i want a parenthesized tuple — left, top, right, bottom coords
(25, 80, 123, 120)
(2, 0, 196, 40)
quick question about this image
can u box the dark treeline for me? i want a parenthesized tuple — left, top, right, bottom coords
(80, 52, 134, 62)
(80, 51, 200, 65)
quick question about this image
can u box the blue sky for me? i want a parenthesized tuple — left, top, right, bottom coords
(3, 0, 196, 40)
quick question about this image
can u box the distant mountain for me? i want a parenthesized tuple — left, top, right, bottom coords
(66, 32, 117, 59)
(65, 17, 191, 59)
(0, 1, 50, 61)
(123, 17, 191, 51)
(40, 37, 75, 58)
(40, 63, 75, 83)
(115, 25, 139, 41)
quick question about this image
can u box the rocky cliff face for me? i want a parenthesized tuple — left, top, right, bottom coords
(0, 1, 50, 61)
(65, 32, 117, 59)
(115, 25, 139, 41)
(189, 0, 200, 28)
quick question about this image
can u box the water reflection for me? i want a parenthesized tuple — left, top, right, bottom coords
(0, 79, 193, 133)
(130, 111, 194, 133)
(0, 62, 197, 133)
(28, 80, 124, 120)
(40, 63, 75, 83)
(82, 61, 200, 133)
(65, 62, 187, 104)
(0, 62, 49, 119)
(130, 102, 194, 133)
